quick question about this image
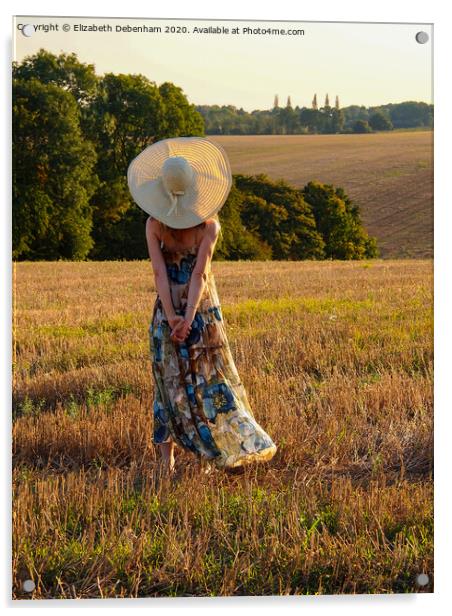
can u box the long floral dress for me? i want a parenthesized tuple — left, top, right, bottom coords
(148, 236, 277, 470)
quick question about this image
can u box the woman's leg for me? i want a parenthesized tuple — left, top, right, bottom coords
(158, 440, 175, 472)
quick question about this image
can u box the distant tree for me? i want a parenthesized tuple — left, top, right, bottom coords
(369, 110, 393, 131)
(197, 100, 432, 136)
(352, 119, 372, 133)
(13, 78, 98, 260)
(331, 107, 345, 133)
(287, 96, 292, 108)
(273, 94, 279, 109)
(318, 94, 335, 133)
(386, 101, 433, 128)
(278, 105, 298, 135)
(341, 105, 369, 131)
(299, 107, 320, 133)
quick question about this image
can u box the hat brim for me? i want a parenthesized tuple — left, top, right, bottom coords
(127, 136, 232, 229)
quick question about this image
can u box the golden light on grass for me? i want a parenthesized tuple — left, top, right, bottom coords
(12, 258, 433, 597)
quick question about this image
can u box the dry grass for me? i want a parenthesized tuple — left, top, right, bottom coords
(12, 259, 433, 597)
(210, 132, 433, 259)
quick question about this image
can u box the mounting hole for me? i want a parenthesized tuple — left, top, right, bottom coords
(416, 573, 429, 586)
(415, 31, 429, 44)
(22, 579, 35, 592)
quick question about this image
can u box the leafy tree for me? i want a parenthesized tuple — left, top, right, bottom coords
(90, 205, 150, 261)
(352, 119, 372, 133)
(197, 100, 432, 135)
(12, 48, 98, 104)
(386, 101, 433, 128)
(12, 50, 380, 261)
(159, 81, 205, 137)
(318, 106, 334, 134)
(86, 73, 204, 258)
(215, 184, 273, 260)
(234, 173, 325, 260)
(299, 108, 321, 133)
(302, 181, 378, 259)
(87, 74, 165, 225)
(93, 180, 271, 261)
(13, 78, 98, 260)
(369, 111, 393, 131)
(331, 107, 345, 133)
(278, 105, 298, 134)
(12, 48, 99, 135)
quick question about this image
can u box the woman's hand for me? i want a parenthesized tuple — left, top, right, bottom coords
(168, 315, 185, 341)
(170, 318, 193, 343)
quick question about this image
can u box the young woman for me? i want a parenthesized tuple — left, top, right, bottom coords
(128, 136, 277, 479)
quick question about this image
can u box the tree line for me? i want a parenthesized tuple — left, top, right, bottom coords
(12, 49, 378, 261)
(199, 98, 433, 135)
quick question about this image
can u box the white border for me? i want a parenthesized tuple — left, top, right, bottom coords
(2, 1, 449, 613)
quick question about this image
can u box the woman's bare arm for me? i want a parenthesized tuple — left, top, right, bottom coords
(184, 220, 220, 323)
(145, 217, 176, 320)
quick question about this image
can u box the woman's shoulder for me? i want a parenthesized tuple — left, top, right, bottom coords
(146, 215, 218, 242)
(146, 216, 162, 241)
(203, 218, 221, 237)
(146, 215, 158, 226)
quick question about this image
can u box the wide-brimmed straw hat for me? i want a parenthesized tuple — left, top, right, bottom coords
(127, 136, 232, 229)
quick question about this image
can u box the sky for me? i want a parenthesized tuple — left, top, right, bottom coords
(13, 16, 433, 111)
